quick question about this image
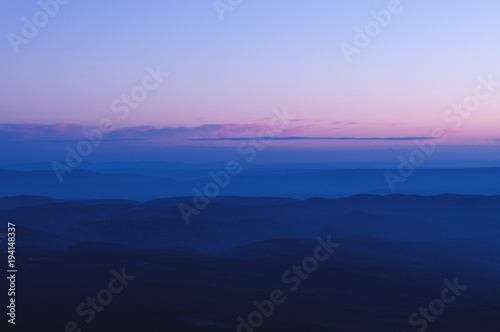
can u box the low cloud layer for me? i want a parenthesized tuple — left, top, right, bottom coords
(0, 123, 436, 144)
(193, 136, 437, 141)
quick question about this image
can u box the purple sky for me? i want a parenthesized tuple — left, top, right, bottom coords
(1, 1, 500, 164)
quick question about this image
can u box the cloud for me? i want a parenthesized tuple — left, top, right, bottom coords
(280, 125, 319, 136)
(0, 123, 85, 141)
(0, 122, 286, 144)
(330, 121, 361, 125)
(0, 123, 437, 147)
(192, 136, 438, 141)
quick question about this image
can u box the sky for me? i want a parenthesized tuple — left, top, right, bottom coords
(1, 0, 500, 164)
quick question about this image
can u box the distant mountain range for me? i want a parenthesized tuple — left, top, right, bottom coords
(3, 194, 500, 252)
(2, 166, 500, 200)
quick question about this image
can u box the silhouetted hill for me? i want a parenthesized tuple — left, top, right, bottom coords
(9, 236, 500, 331)
(0, 195, 59, 210)
(3, 193, 500, 331)
(2, 194, 500, 254)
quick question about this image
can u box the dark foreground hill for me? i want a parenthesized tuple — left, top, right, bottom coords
(1, 194, 500, 331)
